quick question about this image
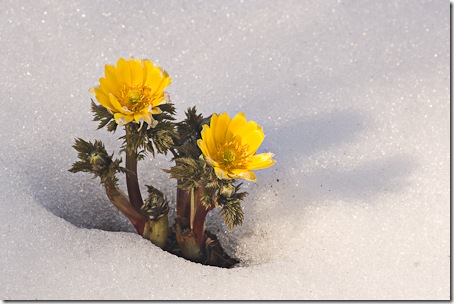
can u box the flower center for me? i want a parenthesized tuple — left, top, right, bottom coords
(217, 141, 250, 169)
(118, 85, 154, 112)
(128, 91, 142, 104)
(222, 148, 236, 166)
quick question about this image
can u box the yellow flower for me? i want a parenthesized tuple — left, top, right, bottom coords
(197, 112, 275, 182)
(90, 57, 171, 128)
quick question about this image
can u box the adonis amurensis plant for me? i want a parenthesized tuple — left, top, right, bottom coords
(69, 57, 275, 268)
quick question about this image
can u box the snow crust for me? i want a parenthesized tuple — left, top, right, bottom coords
(0, 0, 449, 300)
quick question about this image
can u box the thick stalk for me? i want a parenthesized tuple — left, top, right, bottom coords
(175, 222, 203, 262)
(125, 125, 144, 212)
(143, 216, 169, 249)
(192, 187, 214, 248)
(189, 188, 195, 230)
(105, 184, 148, 235)
(176, 186, 190, 220)
(175, 187, 208, 261)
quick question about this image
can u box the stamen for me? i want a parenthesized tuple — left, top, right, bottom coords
(117, 85, 154, 112)
(217, 140, 251, 169)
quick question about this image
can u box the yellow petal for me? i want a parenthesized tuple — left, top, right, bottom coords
(143, 113, 153, 127)
(108, 94, 130, 113)
(226, 112, 247, 141)
(99, 77, 119, 98)
(209, 113, 219, 135)
(200, 125, 217, 156)
(143, 60, 155, 84)
(236, 120, 262, 138)
(242, 129, 265, 155)
(104, 65, 121, 95)
(230, 169, 257, 182)
(214, 167, 230, 180)
(90, 87, 114, 110)
(148, 94, 164, 108)
(154, 70, 171, 93)
(205, 156, 219, 167)
(151, 106, 162, 115)
(145, 67, 163, 88)
(114, 112, 133, 126)
(197, 139, 210, 158)
(117, 58, 131, 86)
(246, 153, 275, 170)
(213, 113, 231, 145)
(130, 59, 144, 86)
(134, 112, 145, 123)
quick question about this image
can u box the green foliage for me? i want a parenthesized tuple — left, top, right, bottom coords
(142, 185, 169, 220)
(172, 107, 211, 158)
(69, 138, 126, 187)
(120, 103, 179, 158)
(164, 157, 207, 190)
(217, 183, 247, 228)
(91, 100, 117, 132)
(219, 200, 244, 229)
(156, 102, 177, 120)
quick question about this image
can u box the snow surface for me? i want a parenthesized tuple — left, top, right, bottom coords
(0, 0, 449, 300)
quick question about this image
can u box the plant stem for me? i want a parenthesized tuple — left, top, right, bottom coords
(143, 216, 169, 249)
(192, 187, 214, 248)
(105, 184, 148, 235)
(189, 188, 195, 230)
(176, 186, 190, 220)
(125, 125, 144, 212)
(175, 187, 211, 260)
(175, 222, 203, 262)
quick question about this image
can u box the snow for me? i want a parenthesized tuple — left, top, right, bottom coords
(0, 0, 449, 300)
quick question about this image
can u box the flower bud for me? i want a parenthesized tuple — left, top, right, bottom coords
(220, 183, 235, 198)
(89, 152, 109, 173)
(142, 185, 169, 221)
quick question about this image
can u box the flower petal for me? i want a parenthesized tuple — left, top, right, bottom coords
(226, 112, 247, 141)
(151, 106, 162, 115)
(108, 94, 133, 114)
(236, 120, 263, 137)
(99, 77, 119, 99)
(104, 64, 121, 95)
(197, 139, 210, 159)
(229, 169, 257, 182)
(242, 129, 265, 155)
(133, 111, 145, 124)
(154, 70, 171, 93)
(200, 124, 217, 156)
(130, 59, 144, 86)
(214, 167, 230, 180)
(90, 87, 114, 110)
(145, 66, 163, 89)
(213, 113, 231, 145)
(144, 114, 153, 127)
(209, 113, 219, 135)
(246, 153, 276, 170)
(205, 156, 219, 167)
(117, 58, 132, 86)
(114, 112, 133, 126)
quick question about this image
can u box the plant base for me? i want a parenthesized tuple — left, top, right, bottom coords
(163, 226, 239, 268)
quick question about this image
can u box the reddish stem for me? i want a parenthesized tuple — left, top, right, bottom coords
(176, 186, 191, 221)
(192, 188, 214, 248)
(105, 185, 148, 235)
(125, 126, 144, 212)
